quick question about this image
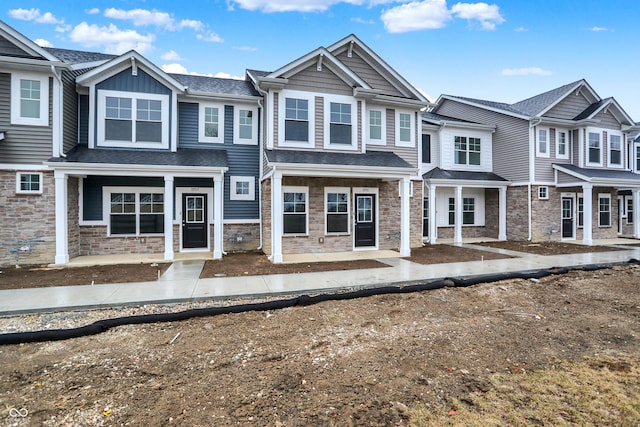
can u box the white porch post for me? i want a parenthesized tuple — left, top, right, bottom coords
(163, 176, 174, 261)
(634, 189, 640, 238)
(54, 170, 69, 264)
(498, 186, 508, 240)
(272, 172, 283, 263)
(399, 177, 411, 256)
(582, 183, 593, 245)
(454, 185, 463, 244)
(429, 184, 437, 244)
(213, 173, 224, 259)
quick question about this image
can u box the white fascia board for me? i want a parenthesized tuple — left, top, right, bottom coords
(552, 164, 640, 186)
(0, 56, 68, 72)
(0, 21, 60, 61)
(437, 95, 531, 120)
(0, 163, 50, 171)
(536, 80, 587, 117)
(423, 178, 510, 188)
(365, 93, 428, 109)
(70, 60, 112, 71)
(269, 162, 416, 179)
(179, 91, 262, 105)
(45, 162, 228, 176)
(536, 116, 599, 127)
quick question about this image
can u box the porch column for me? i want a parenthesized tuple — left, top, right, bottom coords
(399, 177, 411, 256)
(498, 186, 507, 240)
(213, 173, 224, 259)
(429, 184, 437, 244)
(582, 183, 593, 245)
(54, 170, 69, 264)
(454, 185, 463, 245)
(272, 172, 283, 263)
(163, 176, 174, 261)
(634, 189, 640, 238)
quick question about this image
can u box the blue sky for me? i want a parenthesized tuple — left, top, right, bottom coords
(4, 0, 639, 120)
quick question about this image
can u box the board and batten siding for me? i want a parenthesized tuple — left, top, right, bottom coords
(334, 49, 404, 97)
(0, 72, 53, 164)
(177, 102, 260, 220)
(543, 92, 592, 120)
(436, 99, 530, 182)
(285, 65, 352, 96)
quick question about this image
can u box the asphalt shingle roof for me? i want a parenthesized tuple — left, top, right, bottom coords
(510, 80, 582, 116)
(421, 111, 479, 124)
(266, 149, 413, 169)
(51, 145, 228, 168)
(554, 164, 640, 182)
(44, 47, 116, 65)
(422, 167, 508, 182)
(573, 98, 610, 120)
(171, 74, 260, 97)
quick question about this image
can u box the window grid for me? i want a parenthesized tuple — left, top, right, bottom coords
(557, 131, 567, 157)
(463, 197, 475, 225)
(238, 110, 253, 140)
(369, 110, 382, 141)
(538, 129, 548, 155)
(455, 136, 481, 165)
(599, 195, 611, 227)
(578, 197, 584, 228)
(19, 173, 41, 193)
(283, 191, 307, 234)
(236, 181, 250, 195)
(136, 99, 162, 121)
(20, 79, 41, 119)
(329, 102, 352, 145)
(627, 198, 634, 225)
(538, 186, 548, 200)
(326, 192, 349, 234)
(399, 113, 411, 142)
(109, 192, 164, 235)
(609, 134, 621, 165)
(284, 98, 309, 142)
(204, 107, 219, 138)
(448, 198, 455, 225)
(588, 132, 601, 164)
(106, 97, 132, 119)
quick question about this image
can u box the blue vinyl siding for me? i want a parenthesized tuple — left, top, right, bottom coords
(78, 94, 89, 145)
(177, 102, 199, 146)
(82, 176, 164, 221)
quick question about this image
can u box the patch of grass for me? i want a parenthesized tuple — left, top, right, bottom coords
(410, 354, 640, 426)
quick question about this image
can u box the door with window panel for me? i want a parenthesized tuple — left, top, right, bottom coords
(354, 194, 376, 247)
(182, 194, 208, 249)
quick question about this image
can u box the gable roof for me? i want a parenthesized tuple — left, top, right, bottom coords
(173, 74, 260, 98)
(45, 47, 116, 65)
(511, 80, 594, 116)
(0, 20, 60, 62)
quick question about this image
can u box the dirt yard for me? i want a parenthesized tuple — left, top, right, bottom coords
(0, 262, 638, 425)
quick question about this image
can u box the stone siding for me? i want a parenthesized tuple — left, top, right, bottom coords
(261, 179, 272, 256)
(506, 185, 529, 241)
(79, 226, 165, 256)
(224, 223, 260, 252)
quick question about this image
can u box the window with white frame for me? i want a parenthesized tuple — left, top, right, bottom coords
(422, 197, 429, 237)
(448, 197, 455, 225)
(454, 136, 481, 165)
(283, 94, 312, 145)
(329, 102, 352, 145)
(98, 90, 169, 148)
(229, 176, 255, 201)
(609, 133, 622, 166)
(598, 194, 611, 227)
(627, 198, 634, 225)
(367, 108, 385, 145)
(588, 131, 602, 165)
(577, 195, 584, 228)
(422, 134, 431, 163)
(234, 107, 258, 144)
(556, 130, 568, 159)
(16, 172, 43, 194)
(199, 102, 224, 143)
(538, 186, 549, 200)
(283, 187, 308, 235)
(462, 197, 475, 225)
(11, 73, 49, 126)
(537, 128, 549, 157)
(325, 188, 350, 234)
(107, 190, 164, 236)
(395, 110, 415, 147)
(636, 145, 640, 172)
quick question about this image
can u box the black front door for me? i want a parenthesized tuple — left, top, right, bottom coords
(561, 197, 574, 238)
(182, 194, 208, 249)
(355, 194, 376, 247)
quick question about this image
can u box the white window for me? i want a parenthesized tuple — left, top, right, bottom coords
(608, 133, 622, 166)
(16, 172, 43, 194)
(636, 145, 640, 173)
(448, 197, 455, 225)
(598, 193, 611, 227)
(280, 90, 314, 147)
(97, 90, 169, 148)
(462, 197, 475, 225)
(395, 110, 415, 147)
(234, 107, 258, 145)
(229, 176, 255, 201)
(588, 131, 602, 165)
(367, 108, 386, 145)
(325, 187, 350, 234)
(627, 198, 634, 225)
(556, 130, 568, 159)
(538, 186, 549, 200)
(104, 188, 164, 236)
(454, 136, 481, 165)
(283, 186, 308, 235)
(537, 128, 549, 157)
(324, 96, 357, 150)
(199, 102, 224, 144)
(11, 73, 49, 126)
(577, 195, 584, 228)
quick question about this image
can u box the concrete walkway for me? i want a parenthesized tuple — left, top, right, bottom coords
(1, 244, 639, 315)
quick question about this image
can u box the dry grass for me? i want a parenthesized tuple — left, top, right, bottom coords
(410, 354, 640, 426)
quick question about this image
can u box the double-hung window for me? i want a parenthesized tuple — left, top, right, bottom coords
(577, 196, 584, 228)
(283, 187, 308, 235)
(11, 73, 49, 126)
(367, 109, 385, 145)
(326, 188, 349, 234)
(627, 198, 634, 225)
(396, 111, 414, 147)
(108, 190, 164, 236)
(284, 97, 309, 143)
(463, 198, 475, 225)
(329, 102, 352, 145)
(235, 107, 258, 144)
(98, 90, 169, 148)
(448, 198, 455, 225)
(588, 131, 602, 165)
(598, 194, 611, 227)
(454, 136, 481, 165)
(199, 102, 224, 143)
(537, 128, 549, 157)
(16, 172, 43, 195)
(609, 134, 622, 166)
(636, 146, 640, 172)
(557, 130, 568, 159)
(422, 134, 431, 163)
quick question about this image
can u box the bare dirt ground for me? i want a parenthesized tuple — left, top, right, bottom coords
(0, 262, 638, 426)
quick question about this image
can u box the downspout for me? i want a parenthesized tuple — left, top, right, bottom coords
(529, 118, 542, 241)
(254, 85, 268, 252)
(51, 65, 66, 158)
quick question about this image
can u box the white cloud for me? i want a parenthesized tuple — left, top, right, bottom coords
(69, 22, 155, 54)
(34, 38, 53, 48)
(234, 45, 258, 51)
(228, 0, 361, 13)
(160, 64, 243, 80)
(451, 2, 505, 30)
(162, 50, 183, 60)
(213, 71, 245, 80)
(162, 63, 189, 74)
(179, 19, 205, 31)
(502, 67, 553, 76)
(197, 32, 224, 43)
(86, 8, 101, 15)
(352, 16, 376, 24)
(8, 8, 64, 24)
(382, 0, 452, 33)
(55, 24, 72, 33)
(514, 26, 527, 32)
(591, 26, 610, 32)
(103, 8, 206, 31)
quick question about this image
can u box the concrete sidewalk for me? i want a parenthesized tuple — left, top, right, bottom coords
(1, 245, 639, 316)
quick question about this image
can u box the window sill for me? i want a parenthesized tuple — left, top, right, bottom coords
(15, 191, 42, 196)
(283, 234, 309, 238)
(325, 233, 350, 237)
